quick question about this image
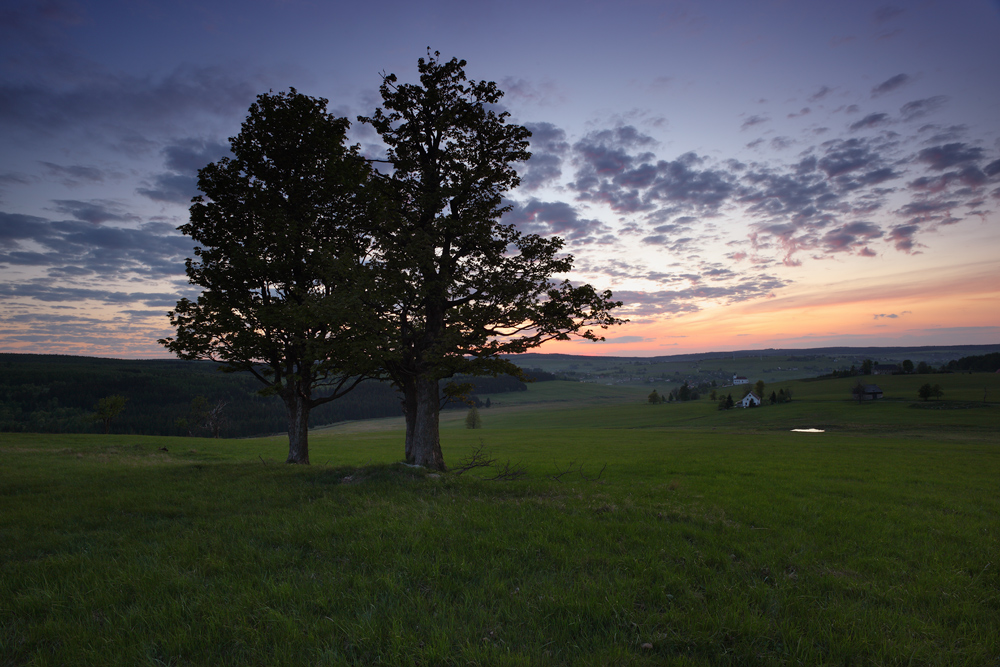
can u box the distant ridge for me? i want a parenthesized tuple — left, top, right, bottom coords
(506, 344, 1000, 364)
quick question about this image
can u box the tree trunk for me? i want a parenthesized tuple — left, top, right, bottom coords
(399, 375, 417, 464)
(284, 390, 311, 464)
(410, 374, 445, 470)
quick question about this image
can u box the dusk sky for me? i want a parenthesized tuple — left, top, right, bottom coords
(2, 0, 999, 358)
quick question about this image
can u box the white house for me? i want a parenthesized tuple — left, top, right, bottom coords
(733, 374, 749, 385)
(739, 392, 761, 408)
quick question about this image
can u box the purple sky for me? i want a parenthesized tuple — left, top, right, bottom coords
(1, 0, 999, 357)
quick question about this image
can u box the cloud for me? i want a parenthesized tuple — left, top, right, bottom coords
(498, 77, 564, 106)
(849, 112, 891, 132)
(886, 224, 921, 252)
(821, 221, 884, 254)
(0, 210, 192, 280)
(519, 122, 569, 191)
(0, 282, 184, 308)
(769, 137, 793, 151)
(503, 199, 610, 244)
(808, 86, 832, 103)
(0, 65, 258, 143)
(900, 96, 947, 122)
(871, 73, 910, 97)
(611, 274, 787, 317)
(816, 137, 891, 178)
(570, 129, 736, 219)
(916, 143, 985, 170)
(49, 199, 138, 224)
(741, 115, 769, 130)
(137, 138, 231, 204)
(40, 162, 107, 187)
(136, 173, 199, 204)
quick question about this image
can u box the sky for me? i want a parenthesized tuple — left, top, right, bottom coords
(1, 0, 999, 358)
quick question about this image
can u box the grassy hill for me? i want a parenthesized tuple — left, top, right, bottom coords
(2, 372, 998, 665)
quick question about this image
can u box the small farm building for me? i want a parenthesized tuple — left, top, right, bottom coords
(860, 384, 883, 400)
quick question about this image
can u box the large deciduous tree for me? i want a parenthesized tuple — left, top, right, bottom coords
(160, 89, 380, 464)
(360, 51, 624, 470)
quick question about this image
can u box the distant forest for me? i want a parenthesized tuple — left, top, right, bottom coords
(946, 352, 1000, 373)
(0, 354, 546, 438)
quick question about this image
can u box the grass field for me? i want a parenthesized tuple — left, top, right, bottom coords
(2, 373, 998, 665)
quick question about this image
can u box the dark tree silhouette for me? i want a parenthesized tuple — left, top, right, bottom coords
(360, 51, 624, 470)
(93, 395, 126, 434)
(160, 90, 382, 464)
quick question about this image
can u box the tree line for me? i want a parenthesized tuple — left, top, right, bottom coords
(157, 51, 624, 468)
(0, 354, 539, 438)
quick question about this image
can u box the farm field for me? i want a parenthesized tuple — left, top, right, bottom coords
(2, 374, 998, 665)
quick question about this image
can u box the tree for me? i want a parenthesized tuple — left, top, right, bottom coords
(918, 383, 943, 401)
(861, 359, 873, 375)
(753, 379, 765, 399)
(177, 395, 227, 438)
(901, 359, 914, 374)
(465, 406, 482, 429)
(916, 361, 931, 374)
(677, 383, 691, 402)
(725, 393, 734, 409)
(360, 52, 624, 470)
(202, 398, 227, 438)
(648, 390, 661, 404)
(160, 90, 381, 464)
(851, 380, 866, 402)
(94, 395, 126, 434)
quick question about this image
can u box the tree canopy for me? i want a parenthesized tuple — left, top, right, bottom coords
(160, 89, 382, 464)
(93, 395, 126, 434)
(359, 51, 625, 470)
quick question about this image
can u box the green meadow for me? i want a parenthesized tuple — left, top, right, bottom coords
(2, 374, 998, 665)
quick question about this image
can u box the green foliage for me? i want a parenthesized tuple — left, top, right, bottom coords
(677, 382, 690, 401)
(464, 406, 482, 429)
(92, 394, 126, 434)
(160, 89, 384, 464)
(753, 379, 765, 398)
(647, 390, 661, 404)
(357, 51, 625, 469)
(901, 359, 914, 373)
(861, 358, 873, 375)
(947, 352, 1000, 372)
(918, 383, 944, 401)
(0, 353, 412, 437)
